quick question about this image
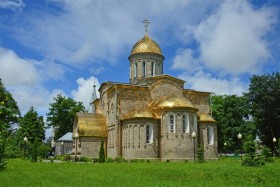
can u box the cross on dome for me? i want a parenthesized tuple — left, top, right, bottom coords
(142, 18, 150, 34)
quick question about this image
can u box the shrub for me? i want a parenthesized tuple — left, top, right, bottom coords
(115, 157, 127, 163)
(106, 157, 114, 162)
(99, 138, 105, 163)
(260, 146, 274, 163)
(63, 155, 72, 162)
(197, 145, 205, 163)
(79, 157, 88, 162)
(242, 136, 263, 167)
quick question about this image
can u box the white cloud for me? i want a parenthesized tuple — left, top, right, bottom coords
(71, 76, 100, 111)
(193, 0, 277, 75)
(171, 48, 201, 73)
(179, 71, 247, 96)
(0, 47, 67, 116)
(9, 86, 65, 115)
(0, 47, 39, 86)
(5, 0, 222, 66)
(0, 0, 24, 10)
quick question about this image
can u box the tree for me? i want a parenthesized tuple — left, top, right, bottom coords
(19, 107, 45, 162)
(212, 95, 256, 153)
(99, 138, 105, 163)
(0, 79, 20, 170)
(47, 94, 85, 140)
(245, 72, 280, 151)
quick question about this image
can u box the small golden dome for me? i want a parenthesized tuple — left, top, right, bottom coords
(121, 109, 158, 120)
(130, 34, 162, 56)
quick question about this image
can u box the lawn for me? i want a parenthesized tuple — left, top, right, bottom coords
(1, 158, 280, 187)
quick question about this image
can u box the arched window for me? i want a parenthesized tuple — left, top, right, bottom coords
(146, 125, 153, 143)
(169, 114, 175, 133)
(182, 113, 190, 133)
(142, 61, 146, 76)
(207, 127, 214, 145)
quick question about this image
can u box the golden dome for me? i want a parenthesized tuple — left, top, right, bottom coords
(157, 97, 196, 109)
(121, 109, 158, 120)
(198, 113, 216, 123)
(130, 34, 162, 56)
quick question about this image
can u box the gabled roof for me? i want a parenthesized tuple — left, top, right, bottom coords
(57, 132, 73, 142)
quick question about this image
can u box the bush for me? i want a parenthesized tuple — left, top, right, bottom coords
(106, 157, 114, 162)
(242, 156, 264, 167)
(79, 156, 89, 162)
(260, 146, 274, 163)
(115, 157, 127, 163)
(63, 155, 72, 162)
(99, 139, 105, 163)
(197, 145, 205, 163)
(242, 136, 263, 167)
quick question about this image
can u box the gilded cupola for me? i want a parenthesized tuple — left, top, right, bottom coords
(130, 34, 163, 56)
(129, 19, 165, 85)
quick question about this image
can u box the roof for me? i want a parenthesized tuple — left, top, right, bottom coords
(130, 34, 162, 56)
(198, 113, 216, 123)
(121, 109, 159, 120)
(76, 113, 107, 137)
(57, 132, 73, 142)
(149, 96, 198, 111)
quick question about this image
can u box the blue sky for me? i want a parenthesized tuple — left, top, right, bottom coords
(0, 0, 280, 119)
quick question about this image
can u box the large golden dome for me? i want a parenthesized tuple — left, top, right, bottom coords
(130, 34, 162, 56)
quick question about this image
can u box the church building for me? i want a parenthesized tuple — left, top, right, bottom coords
(72, 22, 218, 161)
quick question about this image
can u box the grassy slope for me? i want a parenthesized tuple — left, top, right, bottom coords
(1, 159, 280, 187)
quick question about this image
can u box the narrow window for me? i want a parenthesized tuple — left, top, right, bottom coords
(151, 61, 155, 76)
(142, 61, 146, 76)
(182, 115, 186, 132)
(146, 125, 153, 143)
(207, 127, 214, 145)
(169, 114, 175, 133)
(182, 114, 189, 133)
(134, 63, 137, 78)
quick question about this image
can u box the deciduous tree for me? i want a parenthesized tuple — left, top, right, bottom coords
(245, 72, 280, 151)
(47, 94, 85, 140)
(212, 95, 256, 152)
(0, 79, 20, 170)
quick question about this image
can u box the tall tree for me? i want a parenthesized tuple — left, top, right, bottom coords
(212, 95, 256, 152)
(19, 106, 45, 143)
(0, 79, 20, 170)
(19, 107, 45, 162)
(47, 94, 85, 140)
(245, 72, 280, 150)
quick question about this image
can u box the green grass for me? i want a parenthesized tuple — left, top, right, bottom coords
(1, 158, 280, 187)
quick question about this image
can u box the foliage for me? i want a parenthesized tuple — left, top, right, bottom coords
(99, 138, 105, 163)
(46, 94, 85, 140)
(260, 146, 274, 163)
(79, 156, 89, 162)
(18, 107, 45, 163)
(19, 106, 45, 143)
(106, 157, 114, 162)
(212, 95, 256, 152)
(242, 136, 263, 167)
(114, 157, 127, 163)
(5, 130, 22, 158)
(0, 79, 20, 170)
(196, 145, 205, 163)
(2, 159, 280, 186)
(245, 72, 280, 150)
(38, 144, 51, 159)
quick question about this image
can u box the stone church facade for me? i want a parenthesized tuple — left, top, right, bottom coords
(72, 32, 218, 160)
